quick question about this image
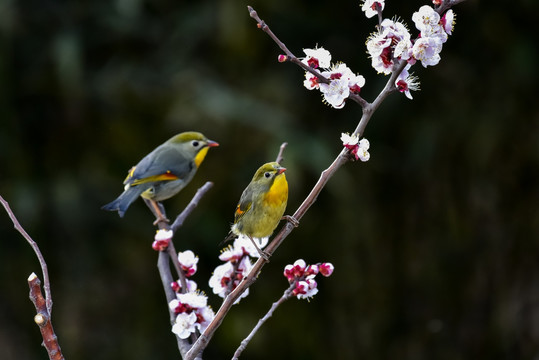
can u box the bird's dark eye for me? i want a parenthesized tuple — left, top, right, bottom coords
(264, 172, 271, 178)
(192, 140, 200, 147)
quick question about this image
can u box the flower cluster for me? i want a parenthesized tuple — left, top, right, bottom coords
(208, 235, 268, 303)
(283, 259, 334, 300)
(411, 6, 455, 67)
(152, 229, 173, 251)
(169, 291, 215, 339)
(302, 47, 366, 109)
(341, 133, 370, 162)
(363, 4, 456, 98)
(366, 18, 413, 75)
(168, 250, 214, 339)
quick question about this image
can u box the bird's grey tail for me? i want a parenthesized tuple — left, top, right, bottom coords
(101, 186, 144, 217)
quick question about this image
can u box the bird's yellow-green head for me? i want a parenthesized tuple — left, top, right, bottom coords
(251, 162, 288, 205)
(251, 162, 286, 183)
(167, 131, 219, 167)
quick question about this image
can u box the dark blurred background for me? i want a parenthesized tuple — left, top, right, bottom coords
(1, 0, 538, 359)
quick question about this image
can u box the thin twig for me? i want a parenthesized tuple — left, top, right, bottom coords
(0, 195, 53, 315)
(225, 258, 242, 297)
(167, 242, 188, 293)
(28, 273, 64, 360)
(275, 142, 288, 164)
(171, 182, 214, 232)
(248, 6, 329, 84)
(437, 0, 466, 14)
(376, 2, 383, 28)
(248, 6, 369, 109)
(232, 284, 294, 359)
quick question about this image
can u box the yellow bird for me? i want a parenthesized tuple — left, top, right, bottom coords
(226, 162, 288, 259)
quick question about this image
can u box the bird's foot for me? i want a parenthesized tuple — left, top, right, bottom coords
(259, 250, 270, 262)
(153, 215, 170, 226)
(247, 236, 270, 262)
(282, 215, 300, 227)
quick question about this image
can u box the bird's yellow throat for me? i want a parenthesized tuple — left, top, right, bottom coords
(194, 147, 210, 168)
(264, 173, 288, 205)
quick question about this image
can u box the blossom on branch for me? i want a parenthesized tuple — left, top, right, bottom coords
(177, 250, 198, 277)
(301, 46, 332, 69)
(283, 259, 334, 300)
(293, 277, 319, 299)
(171, 279, 198, 293)
(152, 229, 173, 251)
(361, 0, 385, 18)
(366, 18, 412, 74)
(300, 46, 366, 108)
(172, 312, 197, 339)
(411, 5, 456, 67)
(412, 5, 446, 42)
(209, 255, 252, 303)
(395, 65, 420, 99)
(341, 133, 370, 162)
(319, 262, 335, 277)
(169, 291, 215, 338)
(441, 10, 456, 35)
(319, 63, 366, 109)
(284, 259, 308, 282)
(412, 36, 442, 67)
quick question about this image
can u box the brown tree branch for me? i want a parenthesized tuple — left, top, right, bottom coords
(28, 273, 64, 360)
(186, 2, 468, 357)
(0, 195, 54, 315)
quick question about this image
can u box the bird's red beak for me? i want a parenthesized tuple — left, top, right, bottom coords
(207, 140, 219, 147)
(277, 167, 286, 175)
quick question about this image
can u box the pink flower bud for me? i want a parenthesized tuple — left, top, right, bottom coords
(283, 264, 295, 281)
(292, 281, 308, 296)
(319, 262, 335, 277)
(152, 238, 170, 251)
(278, 54, 288, 63)
(184, 267, 196, 277)
(171, 281, 181, 292)
(305, 264, 319, 276)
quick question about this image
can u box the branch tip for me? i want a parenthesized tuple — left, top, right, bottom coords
(247, 6, 257, 20)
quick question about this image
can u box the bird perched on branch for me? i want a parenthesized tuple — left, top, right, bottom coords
(225, 162, 289, 260)
(102, 131, 218, 222)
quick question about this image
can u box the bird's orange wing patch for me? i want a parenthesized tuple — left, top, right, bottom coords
(235, 205, 245, 217)
(131, 170, 179, 186)
(234, 202, 251, 223)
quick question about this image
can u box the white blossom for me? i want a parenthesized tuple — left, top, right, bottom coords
(361, 0, 385, 19)
(171, 312, 197, 339)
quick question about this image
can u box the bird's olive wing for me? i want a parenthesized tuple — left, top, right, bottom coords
(233, 185, 255, 224)
(126, 145, 193, 185)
